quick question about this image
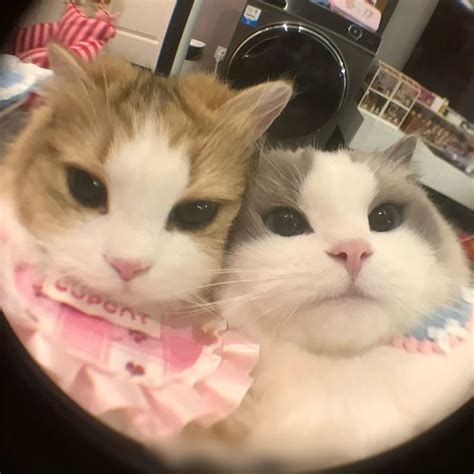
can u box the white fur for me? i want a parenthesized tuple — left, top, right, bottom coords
(30, 120, 216, 309)
(222, 151, 463, 352)
(227, 338, 473, 470)
(217, 149, 471, 470)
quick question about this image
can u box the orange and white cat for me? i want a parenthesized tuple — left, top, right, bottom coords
(0, 44, 292, 318)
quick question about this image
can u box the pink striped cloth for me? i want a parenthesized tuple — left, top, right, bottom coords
(11, 3, 116, 68)
(0, 222, 259, 442)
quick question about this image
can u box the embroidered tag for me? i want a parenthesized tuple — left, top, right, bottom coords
(42, 276, 162, 337)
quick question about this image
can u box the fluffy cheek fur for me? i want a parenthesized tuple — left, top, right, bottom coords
(221, 227, 456, 353)
(3, 49, 292, 314)
(7, 117, 241, 310)
(40, 221, 218, 307)
(11, 127, 239, 308)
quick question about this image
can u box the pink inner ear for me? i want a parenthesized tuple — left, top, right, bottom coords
(254, 110, 281, 137)
(251, 86, 293, 137)
(221, 82, 292, 140)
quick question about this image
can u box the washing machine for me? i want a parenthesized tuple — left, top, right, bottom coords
(219, 0, 397, 148)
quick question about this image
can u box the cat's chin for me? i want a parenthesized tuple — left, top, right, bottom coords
(303, 293, 375, 311)
(272, 298, 404, 355)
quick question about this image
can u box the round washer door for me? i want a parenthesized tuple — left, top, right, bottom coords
(226, 24, 348, 141)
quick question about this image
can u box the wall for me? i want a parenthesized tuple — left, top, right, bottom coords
(403, 1, 474, 121)
(190, 0, 246, 69)
(21, 0, 63, 23)
(377, 0, 439, 69)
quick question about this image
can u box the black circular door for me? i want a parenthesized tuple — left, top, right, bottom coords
(226, 24, 347, 141)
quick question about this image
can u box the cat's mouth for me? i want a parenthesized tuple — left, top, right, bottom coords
(312, 287, 374, 307)
(298, 291, 375, 316)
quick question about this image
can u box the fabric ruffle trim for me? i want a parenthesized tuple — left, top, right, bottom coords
(391, 290, 472, 355)
(2, 264, 259, 442)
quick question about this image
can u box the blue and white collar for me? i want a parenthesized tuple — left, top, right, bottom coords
(392, 288, 472, 354)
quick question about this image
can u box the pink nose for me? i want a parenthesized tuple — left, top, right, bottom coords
(327, 239, 373, 280)
(106, 257, 152, 282)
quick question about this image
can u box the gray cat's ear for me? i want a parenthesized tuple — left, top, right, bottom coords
(220, 81, 293, 142)
(47, 42, 91, 84)
(384, 136, 417, 166)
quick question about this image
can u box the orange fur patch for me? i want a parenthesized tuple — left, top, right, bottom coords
(2, 53, 279, 275)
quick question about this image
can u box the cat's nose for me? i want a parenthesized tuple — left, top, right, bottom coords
(105, 257, 152, 282)
(327, 239, 373, 280)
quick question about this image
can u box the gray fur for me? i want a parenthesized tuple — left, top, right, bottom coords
(348, 146, 444, 250)
(349, 139, 444, 252)
(230, 147, 313, 244)
(231, 139, 450, 263)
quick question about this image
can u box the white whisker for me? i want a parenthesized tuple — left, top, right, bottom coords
(272, 302, 301, 342)
(240, 300, 287, 333)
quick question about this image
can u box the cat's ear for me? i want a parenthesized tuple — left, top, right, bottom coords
(47, 42, 91, 84)
(385, 136, 417, 166)
(220, 81, 293, 142)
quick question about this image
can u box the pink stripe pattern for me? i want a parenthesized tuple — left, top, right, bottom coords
(10, 2, 115, 71)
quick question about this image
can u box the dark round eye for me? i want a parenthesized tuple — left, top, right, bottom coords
(264, 207, 311, 237)
(66, 166, 107, 209)
(369, 203, 403, 232)
(171, 201, 219, 230)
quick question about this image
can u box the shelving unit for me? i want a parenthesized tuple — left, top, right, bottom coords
(401, 103, 470, 175)
(359, 60, 473, 178)
(359, 61, 420, 129)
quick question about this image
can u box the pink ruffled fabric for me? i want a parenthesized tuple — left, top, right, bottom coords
(1, 258, 259, 442)
(391, 334, 470, 354)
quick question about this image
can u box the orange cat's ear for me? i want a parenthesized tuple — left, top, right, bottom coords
(47, 42, 91, 84)
(219, 81, 293, 143)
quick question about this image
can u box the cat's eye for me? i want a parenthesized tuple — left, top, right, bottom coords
(369, 203, 403, 232)
(170, 201, 219, 230)
(66, 166, 107, 209)
(264, 207, 311, 237)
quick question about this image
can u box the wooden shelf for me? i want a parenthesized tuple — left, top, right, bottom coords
(368, 89, 411, 110)
(414, 100, 449, 120)
(359, 61, 420, 130)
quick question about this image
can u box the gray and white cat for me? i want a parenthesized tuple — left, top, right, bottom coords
(215, 137, 471, 470)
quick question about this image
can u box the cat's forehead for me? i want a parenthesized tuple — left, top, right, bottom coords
(256, 148, 415, 208)
(302, 151, 376, 211)
(254, 149, 377, 210)
(105, 121, 190, 220)
(100, 116, 247, 207)
(48, 73, 247, 203)
(240, 147, 442, 251)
